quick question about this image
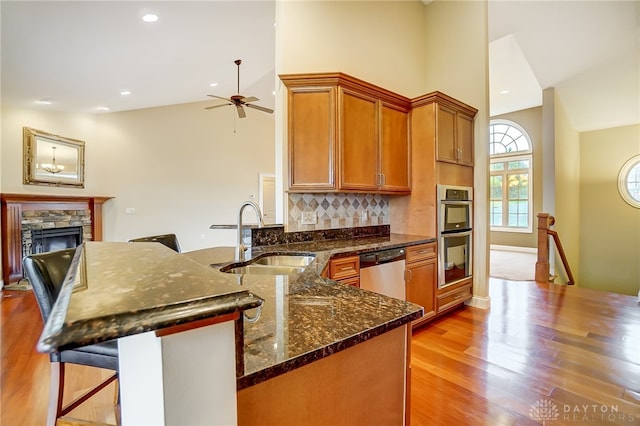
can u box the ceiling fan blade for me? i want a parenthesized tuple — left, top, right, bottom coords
(236, 104, 247, 118)
(205, 103, 232, 110)
(245, 103, 274, 114)
(240, 96, 259, 103)
(207, 94, 232, 102)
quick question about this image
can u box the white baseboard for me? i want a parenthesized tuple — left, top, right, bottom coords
(466, 295, 490, 310)
(490, 244, 536, 254)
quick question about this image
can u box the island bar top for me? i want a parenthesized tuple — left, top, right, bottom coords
(185, 232, 430, 389)
(37, 241, 264, 353)
(37, 233, 427, 391)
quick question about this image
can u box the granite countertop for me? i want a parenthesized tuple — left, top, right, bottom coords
(184, 232, 433, 389)
(37, 242, 263, 353)
(38, 233, 432, 391)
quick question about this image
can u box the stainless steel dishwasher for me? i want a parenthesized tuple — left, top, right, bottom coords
(359, 248, 406, 300)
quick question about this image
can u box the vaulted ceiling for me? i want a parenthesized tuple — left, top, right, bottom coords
(2, 1, 638, 132)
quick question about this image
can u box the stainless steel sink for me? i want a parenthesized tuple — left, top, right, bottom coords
(224, 264, 306, 275)
(220, 253, 315, 275)
(252, 255, 315, 267)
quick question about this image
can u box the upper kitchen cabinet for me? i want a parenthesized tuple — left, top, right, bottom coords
(419, 92, 477, 167)
(281, 73, 411, 194)
(285, 85, 337, 191)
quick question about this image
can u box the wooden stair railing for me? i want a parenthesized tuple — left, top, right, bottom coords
(535, 213, 575, 285)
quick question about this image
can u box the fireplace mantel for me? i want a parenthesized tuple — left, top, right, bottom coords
(1, 193, 113, 285)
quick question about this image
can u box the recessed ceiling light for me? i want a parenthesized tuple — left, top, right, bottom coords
(120, 90, 131, 96)
(272, 90, 276, 96)
(35, 99, 52, 105)
(500, 90, 510, 95)
(96, 106, 110, 112)
(142, 13, 158, 23)
(209, 82, 218, 87)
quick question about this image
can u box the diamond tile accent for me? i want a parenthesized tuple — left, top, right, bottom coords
(287, 193, 390, 232)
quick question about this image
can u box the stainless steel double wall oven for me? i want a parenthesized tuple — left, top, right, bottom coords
(437, 185, 473, 289)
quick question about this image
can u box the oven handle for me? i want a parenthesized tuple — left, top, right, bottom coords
(440, 200, 472, 205)
(440, 230, 472, 237)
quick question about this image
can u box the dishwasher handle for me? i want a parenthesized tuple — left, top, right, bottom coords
(359, 248, 406, 268)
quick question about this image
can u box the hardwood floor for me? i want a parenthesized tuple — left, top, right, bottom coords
(1, 290, 118, 425)
(2, 278, 639, 425)
(411, 279, 640, 425)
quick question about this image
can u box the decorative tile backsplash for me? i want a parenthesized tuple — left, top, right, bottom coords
(287, 193, 390, 232)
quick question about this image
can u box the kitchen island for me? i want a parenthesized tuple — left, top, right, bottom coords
(38, 232, 429, 425)
(185, 232, 431, 425)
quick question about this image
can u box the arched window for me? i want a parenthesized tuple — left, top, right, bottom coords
(618, 155, 640, 208)
(489, 120, 533, 232)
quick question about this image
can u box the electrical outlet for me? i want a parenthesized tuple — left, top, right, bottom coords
(301, 211, 316, 225)
(125, 207, 136, 214)
(360, 211, 368, 222)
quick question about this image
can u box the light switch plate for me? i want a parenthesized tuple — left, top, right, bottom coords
(301, 211, 316, 225)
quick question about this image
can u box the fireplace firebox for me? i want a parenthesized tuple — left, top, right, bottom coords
(23, 226, 84, 257)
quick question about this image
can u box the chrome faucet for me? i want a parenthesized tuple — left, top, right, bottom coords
(236, 201, 264, 262)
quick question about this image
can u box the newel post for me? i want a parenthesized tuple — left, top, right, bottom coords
(535, 213, 554, 283)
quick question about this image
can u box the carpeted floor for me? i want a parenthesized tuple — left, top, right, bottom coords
(489, 249, 537, 281)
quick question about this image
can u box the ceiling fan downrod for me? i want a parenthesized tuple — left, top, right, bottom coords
(235, 59, 241, 94)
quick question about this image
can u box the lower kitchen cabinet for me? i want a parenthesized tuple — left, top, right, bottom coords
(405, 243, 437, 326)
(436, 280, 472, 313)
(329, 255, 360, 287)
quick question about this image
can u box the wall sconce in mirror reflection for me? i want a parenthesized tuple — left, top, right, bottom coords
(23, 127, 85, 188)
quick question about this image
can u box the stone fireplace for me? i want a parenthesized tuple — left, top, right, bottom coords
(1, 194, 112, 286)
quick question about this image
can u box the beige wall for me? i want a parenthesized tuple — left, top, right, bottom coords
(490, 107, 543, 248)
(579, 124, 640, 296)
(0, 103, 275, 252)
(276, 1, 428, 95)
(554, 96, 581, 284)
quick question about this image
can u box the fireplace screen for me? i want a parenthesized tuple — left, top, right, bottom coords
(23, 226, 83, 257)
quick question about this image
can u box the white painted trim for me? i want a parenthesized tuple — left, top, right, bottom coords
(258, 172, 276, 224)
(490, 244, 536, 253)
(466, 295, 490, 310)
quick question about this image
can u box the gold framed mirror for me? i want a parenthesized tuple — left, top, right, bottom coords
(23, 127, 85, 188)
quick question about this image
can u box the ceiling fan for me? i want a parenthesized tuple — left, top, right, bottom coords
(205, 59, 274, 118)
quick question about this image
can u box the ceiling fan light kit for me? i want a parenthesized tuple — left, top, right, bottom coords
(205, 59, 274, 119)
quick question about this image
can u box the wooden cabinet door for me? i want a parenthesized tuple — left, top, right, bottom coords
(339, 88, 378, 191)
(405, 258, 437, 321)
(435, 104, 457, 164)
(380, 103, 410, 193)
(456, 112, 474, 166)
(288, 86, 336, 191)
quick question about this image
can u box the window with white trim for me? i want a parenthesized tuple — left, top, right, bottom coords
(489, 120, 533, 233)
(618, 154, 640, 208)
